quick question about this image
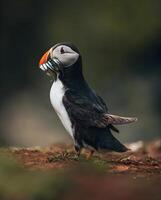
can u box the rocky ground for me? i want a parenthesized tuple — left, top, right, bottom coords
(0, 140, 161, 200)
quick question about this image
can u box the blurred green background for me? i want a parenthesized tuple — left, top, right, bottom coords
(1, 0, 161, 147)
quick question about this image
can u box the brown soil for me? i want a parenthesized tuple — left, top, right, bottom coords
(11, 142, 161, 178)
(4, 140, 161, 200)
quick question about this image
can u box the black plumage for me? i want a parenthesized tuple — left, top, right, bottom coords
(62, 73, 128, 153)
(57, 43, 128, 153)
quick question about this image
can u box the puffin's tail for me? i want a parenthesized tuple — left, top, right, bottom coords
(104, 114, 138, 125)
(99, 129, 128, 152)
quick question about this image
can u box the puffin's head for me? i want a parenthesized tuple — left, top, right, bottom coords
(39, 42, 81, 77)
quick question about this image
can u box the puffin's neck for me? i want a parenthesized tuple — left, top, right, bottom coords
(58, 57, 88, 90)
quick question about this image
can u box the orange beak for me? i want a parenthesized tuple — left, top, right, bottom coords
(39, 50, 50, 66)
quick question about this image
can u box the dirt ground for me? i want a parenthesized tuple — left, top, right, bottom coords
(11, 141, 161, 176)
(2, 140, 161, 200)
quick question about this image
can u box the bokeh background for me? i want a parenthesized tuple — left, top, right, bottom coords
(1, 0, 161, 147)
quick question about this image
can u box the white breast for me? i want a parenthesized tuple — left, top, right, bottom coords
(50, 79, 74, 138)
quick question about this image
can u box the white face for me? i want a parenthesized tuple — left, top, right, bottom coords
(51, 45, 79, 67)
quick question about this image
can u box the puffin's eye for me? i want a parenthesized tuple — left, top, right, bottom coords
(60, 47, 65, 54)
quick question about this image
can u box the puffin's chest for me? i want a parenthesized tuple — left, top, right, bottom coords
(50, 79, 73, 138)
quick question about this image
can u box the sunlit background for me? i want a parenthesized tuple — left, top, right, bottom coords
(1, 0, 161, 147)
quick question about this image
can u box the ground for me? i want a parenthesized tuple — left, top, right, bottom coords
(0, 140, 161, 200)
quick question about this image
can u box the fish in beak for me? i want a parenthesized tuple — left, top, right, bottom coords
(39, 49, 60, 76)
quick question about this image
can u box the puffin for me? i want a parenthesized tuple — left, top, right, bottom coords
(39, 42, 137, 158)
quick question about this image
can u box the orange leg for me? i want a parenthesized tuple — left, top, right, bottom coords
(86, 150, 94, 160)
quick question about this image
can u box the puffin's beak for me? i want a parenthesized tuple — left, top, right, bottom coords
(39, 50, 50, 66)
(39, 49, 60, 76)
(39, 50, 51, 72)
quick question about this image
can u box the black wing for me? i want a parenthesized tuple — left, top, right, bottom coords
(95, 94, 119, 132)
(63, 89, 137, 130)
(63, 89, 112, 128)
